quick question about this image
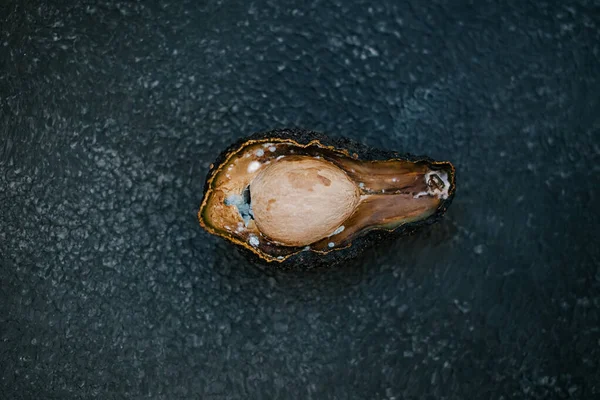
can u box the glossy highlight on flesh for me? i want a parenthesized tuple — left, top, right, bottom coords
(198, 134, 456, 263)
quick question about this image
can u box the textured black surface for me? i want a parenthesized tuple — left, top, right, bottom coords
(1, 0, 599, 398)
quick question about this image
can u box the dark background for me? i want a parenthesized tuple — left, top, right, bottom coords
(1, 0, 599, 398)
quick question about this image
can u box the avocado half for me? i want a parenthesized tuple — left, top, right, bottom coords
(198, 129, 456, 269)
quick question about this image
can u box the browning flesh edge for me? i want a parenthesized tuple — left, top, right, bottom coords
(198, 137, 455, 263)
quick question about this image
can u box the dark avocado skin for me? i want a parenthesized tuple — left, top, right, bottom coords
(200, 128, 456, 270)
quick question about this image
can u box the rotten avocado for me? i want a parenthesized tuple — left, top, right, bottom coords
(198, 129, 456, 269)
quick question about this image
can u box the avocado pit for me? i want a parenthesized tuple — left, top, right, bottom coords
(251, 156, 360, 247)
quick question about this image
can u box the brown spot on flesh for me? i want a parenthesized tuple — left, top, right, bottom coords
(286, 168, 331, 190)
(317, 174, 331, 186)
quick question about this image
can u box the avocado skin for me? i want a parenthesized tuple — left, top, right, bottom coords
(200, 128, 456, 270)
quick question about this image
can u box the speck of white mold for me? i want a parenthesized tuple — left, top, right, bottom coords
(255, 149, 264, 157)
(359, 182, 365, 188)
(392, 178, 397, 182)
(328, 242, 335, 248)
(249, 236, 260, 247)
(269, 146, 276, 152)
(224, 194, 241, 206)
(247, 161, 261, 173)
(332, 226, 345, 235)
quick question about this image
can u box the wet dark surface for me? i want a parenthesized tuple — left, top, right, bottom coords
(1, 0, 599, 398)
